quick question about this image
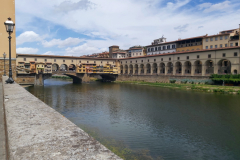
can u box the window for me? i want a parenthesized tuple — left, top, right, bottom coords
(172, 45, 175, 49)
(79, 61, 81, 63)
(72, 60, 73, 62)
(163, 46, 166, 50)
(87, 61, 89, 63)
(167, 45, 170, 49)
(130, 61, 132, 63)
(158, 47, 161, 50)
(94, 61, 96, 63)
(236, 43, 238, 46)
(141, 60, 143, 62)
(220, 44, 223, 48)
(220, 36, 223, 40)
(178, 57, 180, 60)
(210, 38, 213, 41)
(215, 45, 217, 48)
(155, 47, 158, 51)
(186, 56, 189, 60)
(234, 52, 238, 56)
(148, 59, 149, 62)
(169, 58, 171, 61)
(154, 59, 156, 62)
(208, 54, 211, 58)
(215, 37, 218, 41)
(225, 36, 228, 39)
(63, 60, 65, 62)
(136, 60, 137, 63)
(230, 43, 233, 47)
(206, 46, 208, 49)
(210, 45, 213, 49)
(126, 61, 127, 63)
(197, 55, 199, 59)
(206, 38, 208, 42)
(35, 58, 37, 61)
(223, 53, 226, 57)
(161, 58, 163, 61)
(151, 48, 154, 51)
(148, 48, 150, 52)
(54, 59, 56, 62)
(24, 58, 26, 61)
(45, 59, 47, 62)
(225, 44, 228, 47)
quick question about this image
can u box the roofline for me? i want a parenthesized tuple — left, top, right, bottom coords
(118, 46, 240, 60)
(16, 54, 116, 60)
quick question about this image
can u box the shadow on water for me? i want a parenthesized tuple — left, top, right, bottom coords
(25, 78, 240, 160)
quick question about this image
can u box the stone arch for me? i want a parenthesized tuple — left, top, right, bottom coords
(184, 61, 191, 74)
(194, 60, 202, 74)
(124, 65, 128, 74)
(217, 59, 231, 74)
(129, 64, 133, 74)
(134, 64, 138, 74)
(140, 64, 144, 74)
(175, 62, 182, 74)
(205, 60, 214, 74)
(52, 63, 59, 71)
(160, 63, 165, 74)
(120, 65, 123, 74)
(152, 63, 157, 74)
(146, 63, 151, 74)
(69, 64, 76, 71)
(167, 62, 173, 74)
(60, 64, 68, 71)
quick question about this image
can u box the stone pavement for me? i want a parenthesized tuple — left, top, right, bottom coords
(2, 76, 122, 160)
(0, 82, 7, 160)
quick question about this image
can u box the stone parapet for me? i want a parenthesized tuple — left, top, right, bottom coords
(2, 76, 122, 160)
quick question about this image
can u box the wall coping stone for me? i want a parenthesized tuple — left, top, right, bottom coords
(2, 76, 122, 160)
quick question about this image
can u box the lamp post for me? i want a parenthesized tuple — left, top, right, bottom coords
(3, 52, 6, 76)
(4, 17, 15, 84)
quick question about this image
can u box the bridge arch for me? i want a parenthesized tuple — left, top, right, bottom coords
(52, 63, 59, 71)
(60, 64, 68, 71)
(69, 64, 76, 71)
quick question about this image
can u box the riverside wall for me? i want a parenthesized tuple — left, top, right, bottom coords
(2, 76, 122, 160)
(116, 75, 211, 83)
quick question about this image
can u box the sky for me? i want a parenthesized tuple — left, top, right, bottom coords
(15, 0, 240, 56)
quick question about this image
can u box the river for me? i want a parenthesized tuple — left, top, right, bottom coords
(25, 79, 240, 160)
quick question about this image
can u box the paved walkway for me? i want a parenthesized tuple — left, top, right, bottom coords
(0, 82, 6, 160)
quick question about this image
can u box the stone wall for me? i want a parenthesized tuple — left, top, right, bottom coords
(116, 75, 211, 83)
(2, 76, 122, 159)
(0, 59, 16, 82)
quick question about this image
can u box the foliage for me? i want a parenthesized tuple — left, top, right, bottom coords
(210, 74, 240, 83)
(170, 80, 176, 83)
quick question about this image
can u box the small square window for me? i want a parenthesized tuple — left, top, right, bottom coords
(215, 37, 218, 41)
(234, 52, 238, 56)
(208, 54, 211, 58)
(210, 38, 213, 41)
(222, 53, 226, 57)
(177, 57, 180, 60)
(197, 55, 199, 59)
(79, 61, 81, 63)
(35, 58, 37, 61)
(148, 59, 149, 62)
(24, 58, 26, 61)
(206, 38, 208, 42)
(206, 46, 208, 49)
(141, 60, 143, 62)
(87, 61, 89, 63)
(220, 36, 223, 40)
(136, 60, 137, 63)
(126, 61, 127, 63)
(94, 61, 96, 63)
(169, 58, 171, 61)
(225, 44, 228, 47)
(225, 36, 228, 39)
(154, 59, 156, 62)
(215, 45, 217, 48)
(45, 59, 47, 62)
(63, 60, 65, 62)
(230, 43, 233, 47)
(161, 58, 163, 61)
(54, 59, 56, 62)
(220, 44, 222, 48)
(210, 45, 213, 49)
(130, 61, 132, 63)
(186, 56, 189, 60)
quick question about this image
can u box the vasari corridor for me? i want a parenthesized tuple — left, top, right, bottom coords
(1, 0, 240, 160)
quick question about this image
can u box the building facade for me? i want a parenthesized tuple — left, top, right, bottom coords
(126, 46, 145, 58)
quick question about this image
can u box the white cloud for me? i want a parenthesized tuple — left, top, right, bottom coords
(198, 1, 231, 13)
(42, 51, 55, 55)
(16, 31, 44, 45)
(42, 37, 84, 48)
(15, 0, 240, 55)
(65, 43, 105, 56)
(17, 47, 39, 54)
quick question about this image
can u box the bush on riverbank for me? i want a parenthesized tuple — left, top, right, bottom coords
(210, 74, 240, 84)
(115, 81, 240, 95)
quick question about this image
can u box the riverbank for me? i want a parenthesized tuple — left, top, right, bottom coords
(115, 81, 240, 94)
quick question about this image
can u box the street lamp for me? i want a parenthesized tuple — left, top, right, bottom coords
(4, 17, 15, 84)
(3, 52, 6, 76)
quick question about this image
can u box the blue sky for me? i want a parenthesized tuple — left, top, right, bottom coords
(15, 0, 240, 56)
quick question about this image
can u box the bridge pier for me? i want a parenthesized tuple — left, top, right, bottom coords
(34, 74, 53, 86)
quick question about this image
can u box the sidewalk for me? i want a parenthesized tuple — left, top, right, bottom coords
(0, 82, 6, 160)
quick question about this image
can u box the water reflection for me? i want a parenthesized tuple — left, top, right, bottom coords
(26, 79, 240, 160)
